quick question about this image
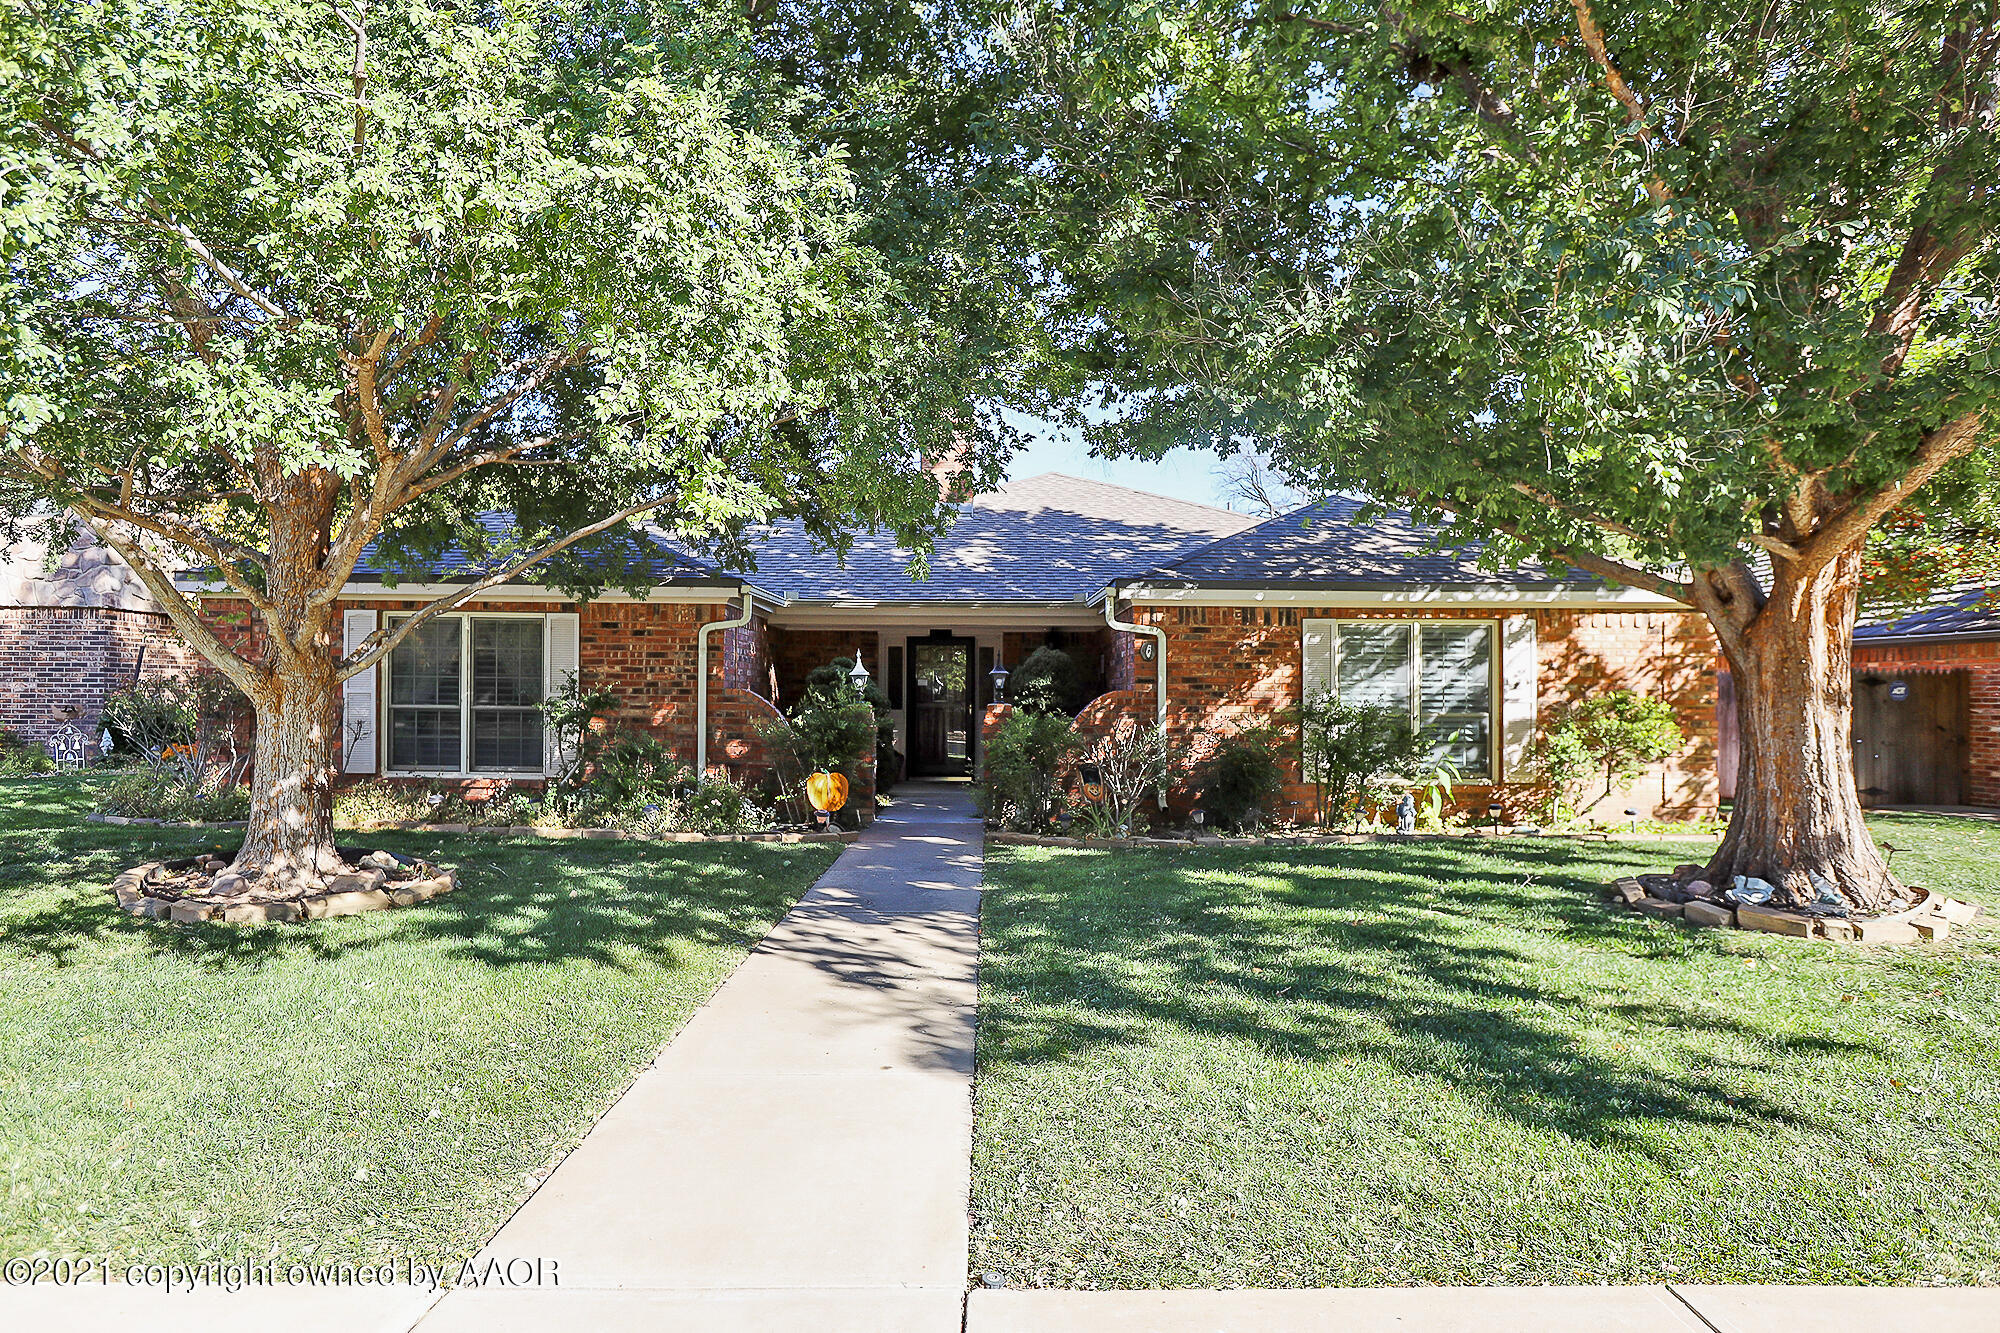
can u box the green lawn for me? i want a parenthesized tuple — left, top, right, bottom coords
(972, 814, 2000, 1289)
(0, 773, 834, 1268)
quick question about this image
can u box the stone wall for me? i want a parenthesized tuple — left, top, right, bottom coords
(0, 606, 199, 742)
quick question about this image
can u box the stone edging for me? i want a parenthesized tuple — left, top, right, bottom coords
(1607, 877, 1981, 944)
(84, 813, 859, 845)
(109, 858, 459, 925)
(986, 827, 1722, 850)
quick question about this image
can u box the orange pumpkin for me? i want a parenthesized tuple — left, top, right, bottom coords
(806, 770, 850, 813)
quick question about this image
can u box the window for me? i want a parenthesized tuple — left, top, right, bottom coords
(1303, 620, 1494, 774)
(387, 616, 545, 773)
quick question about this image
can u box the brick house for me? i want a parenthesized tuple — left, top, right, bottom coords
(1, 523, 197, 744)
(176, 474, 1722, 819)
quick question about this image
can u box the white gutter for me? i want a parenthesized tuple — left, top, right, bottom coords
(695, 586, 755, 779)
(1103, 593, 1167, 726)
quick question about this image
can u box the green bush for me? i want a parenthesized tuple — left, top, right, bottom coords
(333, 779, 543, 828)
(95, 770, 250, 823)
(1190, 728, 1287, 831)
(0, 728, 53, 776)
(807, 657, 896, 780)
(1009, 646, 1085, 715)
(980, 710, 1079, 831)
(1531, 689, 1685, 822)
(1291, 695, 1429, 828)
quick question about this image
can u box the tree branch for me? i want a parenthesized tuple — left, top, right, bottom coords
(75, 518, 267, 699)
(1802, 409, 1989, 571)
(335, 498, 674, 680)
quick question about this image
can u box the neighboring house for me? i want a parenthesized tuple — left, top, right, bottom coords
(179, 474, 1722, 819)
(1848, 588, 1998, 808)
(0, 523, 196, 743)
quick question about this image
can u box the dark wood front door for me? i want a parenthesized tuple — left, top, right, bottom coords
(907, 636, 973, 776)
(1853, 670, 1970, 806)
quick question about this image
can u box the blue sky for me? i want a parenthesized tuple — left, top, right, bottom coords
(998, 412, 1247, 512)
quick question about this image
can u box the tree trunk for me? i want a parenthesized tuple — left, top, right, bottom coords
(236, 667, 347, 887)
(230, 467, 350, 889)
(1703, 543, 1899, 913)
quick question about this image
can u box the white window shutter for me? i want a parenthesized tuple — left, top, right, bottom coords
(341, 609, 379, 774)
(544, 611, 580, 778)
(1501, 614, 1538, 781)
(1301, 619, 1334, 700)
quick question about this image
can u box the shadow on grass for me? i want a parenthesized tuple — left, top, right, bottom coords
(0, 776, 819, 976)
(980, 839, 1877, 1157)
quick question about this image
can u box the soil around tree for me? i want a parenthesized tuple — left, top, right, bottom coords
(109, 846, 457, 924)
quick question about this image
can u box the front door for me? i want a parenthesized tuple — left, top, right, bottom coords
(907, 636, 973, 776)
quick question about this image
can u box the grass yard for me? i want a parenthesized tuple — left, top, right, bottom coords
(972, 814, 2000, 1289)
(0, 773, 834, 1268)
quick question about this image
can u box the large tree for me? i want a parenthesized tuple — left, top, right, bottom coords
(0, 0, 1036, 889)
(988, 0, 1998, 910)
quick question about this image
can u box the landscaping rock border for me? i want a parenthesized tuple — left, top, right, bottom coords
(84, 812, 858, 845)
(108, 849, 459, 925)
(1605, 876, 1980, 945)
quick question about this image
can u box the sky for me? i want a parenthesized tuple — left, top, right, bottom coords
(997, 411, 1248, 512)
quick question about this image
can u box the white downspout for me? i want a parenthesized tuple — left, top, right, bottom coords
(695, 586, 754, 779)
(1103, 589, 1167, 726)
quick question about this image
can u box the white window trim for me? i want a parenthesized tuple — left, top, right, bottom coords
(381, 611, 550, 779)
(1309, 618, 1502, 783)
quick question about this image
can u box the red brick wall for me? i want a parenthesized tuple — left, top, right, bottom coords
(1538, 609, 1721, 818)
(770, 629, 880, 708)
(199, 595, 736, 776)
(0, 606, 199, 741)
(723, 613, 775, 698)
(1853, 638, 2000, 807)
(1119, 603, 1719, 822)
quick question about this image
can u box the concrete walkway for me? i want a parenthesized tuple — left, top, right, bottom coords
(419, 780, 985, 1332)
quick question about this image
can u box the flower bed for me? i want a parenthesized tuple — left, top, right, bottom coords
(985, 825, 1722, 850)
(84, 811, 858, 844)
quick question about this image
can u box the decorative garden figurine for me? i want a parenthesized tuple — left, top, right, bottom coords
(1396, 792, 1416, 835)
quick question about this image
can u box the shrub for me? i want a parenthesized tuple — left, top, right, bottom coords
(1189, 727, 1286, 832)
(1076, 717, 1172, 835)
(980, 710, 1078, 831)
(1291, 694, 1428, 828)
(96, 770, 251, 823)
(102, 671, 251, 792)
(0, 727, 53, 776)
(807, 657, 896, 779)
(1009, 646, 1085, 715)
(1532, 689, 1685, 821)
(333, 779, 544, 828)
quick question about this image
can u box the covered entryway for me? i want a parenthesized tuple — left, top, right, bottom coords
(1852, 669, 1971, 807)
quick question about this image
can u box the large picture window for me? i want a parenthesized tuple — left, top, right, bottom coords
(387, 616, 545, 773)
(1304, 619, 1494, 775)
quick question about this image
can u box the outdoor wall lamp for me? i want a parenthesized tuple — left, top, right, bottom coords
(988, 659, 1009, 702)
(847, 657, 871, 692)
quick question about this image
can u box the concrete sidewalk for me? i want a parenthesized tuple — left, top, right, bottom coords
(966, 1284, 2000, 1332)
(419, 781, 985, 1331)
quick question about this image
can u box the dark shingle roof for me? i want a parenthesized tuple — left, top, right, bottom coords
(354, 512, 724, 585)
(1856, 586, 2000, 641)
(720, 473, 1259, 603)
(1132, 496, 1579, 588)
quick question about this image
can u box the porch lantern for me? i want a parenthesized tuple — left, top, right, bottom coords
(847, 656, 871, 693)
(988, 659, 1010, 703)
